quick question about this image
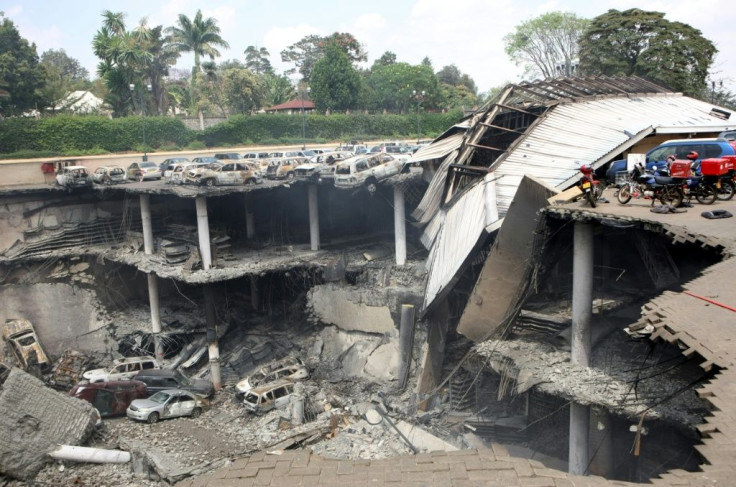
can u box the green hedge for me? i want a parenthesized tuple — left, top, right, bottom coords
(0, 111, 464, 156)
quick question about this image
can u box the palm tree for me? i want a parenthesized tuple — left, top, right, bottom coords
(165, 10, 229, 121)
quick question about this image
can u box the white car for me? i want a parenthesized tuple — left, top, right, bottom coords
(295, 151, 353, 182)
(243, 380, 295, 414)
(82, 356, 160, 383)
(333, 153, 406, 194)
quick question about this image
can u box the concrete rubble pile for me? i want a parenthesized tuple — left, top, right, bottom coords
(0, 368, 99, 481)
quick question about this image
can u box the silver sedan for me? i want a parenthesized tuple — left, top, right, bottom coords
(126, 389, 206, 424)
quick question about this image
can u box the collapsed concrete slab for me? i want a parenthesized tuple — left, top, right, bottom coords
(0, 368, 99, 480)
(457, 176, 558, 341)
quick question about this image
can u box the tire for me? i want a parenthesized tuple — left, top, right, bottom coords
(191, 407, 202, 419)
(137, 173, 145, 183)
(205, 178, 215, 187)
(147, 412, 159, 424)
(695, 184, 717, 205)
(716, 180, 735, 201)
(366, 178, 377, 196)
(585, 190, 597, 208)
(247, 178, 257, 185)
(287, 172, 294, 179)
(660, 186, 683, 207)
(617, 184, 632, 204)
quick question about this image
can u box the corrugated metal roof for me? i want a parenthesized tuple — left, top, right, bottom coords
(492, 94, 734, 217)
(423, 182, 487, 311)
(409, 133, 465, 164)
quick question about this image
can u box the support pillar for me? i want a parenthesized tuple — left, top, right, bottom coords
(244, 196, 255, 240)
(569, 221, 593, 475)
(588, 408, 614, 477)
(203, 284, 221, 391)
(195, 196, 212, 270)
(308, 184, 320, 251)
(394, 185, 407, 266)
(140, 194, 163, 361)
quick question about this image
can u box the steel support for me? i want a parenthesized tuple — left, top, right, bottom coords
(569, 221, 593, 475)
(394, 185, 407, 265)
(195, 196, 212, 270)
(308, 184, 320, 251)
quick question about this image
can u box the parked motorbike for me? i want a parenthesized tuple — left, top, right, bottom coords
(681, 171, 718, 205)
(616, 163, 684, 207)
(577, 164, 601, 207)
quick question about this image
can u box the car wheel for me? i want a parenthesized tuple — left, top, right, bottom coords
(205, 178, 215, 187)
(366, 178, 377, 196)
(147, 412, 159, 424)
(191, 407, 202, 419)
(287, 172, 295, 179)
(137, 173, 145, 183)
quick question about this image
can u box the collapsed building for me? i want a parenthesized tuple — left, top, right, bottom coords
(1, 76, 736, 485)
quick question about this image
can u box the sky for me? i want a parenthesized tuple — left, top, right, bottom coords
(3, 0, 736, 94)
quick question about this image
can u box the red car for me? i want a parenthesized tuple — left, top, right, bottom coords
(70, 380, 148, 417)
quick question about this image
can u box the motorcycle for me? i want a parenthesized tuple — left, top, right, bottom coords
(577, 164, 602, 207)
(616, 162, 684, 207)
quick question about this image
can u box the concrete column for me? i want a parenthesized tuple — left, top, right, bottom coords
(308, 184, 320, 251)
(569, 221, 594, 475)
(195, 196, 212, 270)
(139, 194, 154, 254)
(394, 185, 407, 266)
(588, 408, 614, 477)
(244, 196, 255, 240)
(140, 194, 163, 361)
(203, 284, 221, 391)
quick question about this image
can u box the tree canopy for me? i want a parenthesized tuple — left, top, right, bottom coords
(243, 45, 272, 75)
(0, 15, 46, 115)
(504, 11, 589, 79)
(281, 32, 366, 81)
(578, 8, 716, 96)
(310, 40, 362, 111)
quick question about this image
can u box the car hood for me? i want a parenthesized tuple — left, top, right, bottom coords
(129, 398, 161, 410)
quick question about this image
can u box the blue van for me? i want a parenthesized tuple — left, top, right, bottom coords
(606, 138, 736, 181)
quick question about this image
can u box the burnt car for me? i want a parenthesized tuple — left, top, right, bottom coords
(91, 165, 126, 185)
(55, 166, 92, 188)
(1, 319, 50, 370)
(82, 355, 160, 383)
(243, 380, 295, 414)
(235, 357, 308, 394)
(186, 162, 260, 186)
(48, 350, 91, 389)
(70, 380, 148, 417)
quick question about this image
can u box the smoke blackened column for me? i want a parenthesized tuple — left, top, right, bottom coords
(569, 221, 593, 475)
(139, 194, 163, 361)
(203, 284, 222, 391)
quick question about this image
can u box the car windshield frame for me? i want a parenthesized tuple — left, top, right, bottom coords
(148, 391, 170, 404)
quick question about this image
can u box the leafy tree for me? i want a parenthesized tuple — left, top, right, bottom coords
(310, 41, 362, 111)
(244, 45, 272, 75)
(365, 62, 440, 112)
(262, 72, 295, 107)
(578, 9, 716, 96)
(440, 83, 478, 110)
(0, 15, 46, 115)
(372, 51, 396, 68)
(93, 11, 152, 116)
(436, 64, 477, 94)
(41, 49, 89, 87)
(166, 9, 229, 114)
(504, 11, 589, 79)
(222, 67, 266, 114)
(281, 32, 366, 80)
(136, 22, 178, 115)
